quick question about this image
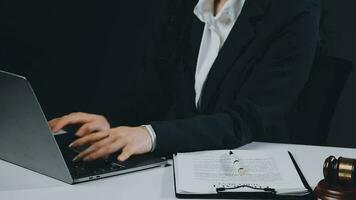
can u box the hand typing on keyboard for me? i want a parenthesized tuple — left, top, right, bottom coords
(49, 112, 153, 162)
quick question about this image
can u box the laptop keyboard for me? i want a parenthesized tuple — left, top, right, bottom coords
(55, 133, 168, 180)
(62, 146, 126, 178)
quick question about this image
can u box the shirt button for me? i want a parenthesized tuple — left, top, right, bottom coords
(220, 14, 231, 25)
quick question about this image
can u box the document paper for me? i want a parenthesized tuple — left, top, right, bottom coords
(174, 150, 308, 195)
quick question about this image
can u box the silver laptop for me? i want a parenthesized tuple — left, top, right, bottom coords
(0, 70, 168, 184)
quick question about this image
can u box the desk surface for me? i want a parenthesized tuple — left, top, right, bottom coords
(1, 142, 356, 200)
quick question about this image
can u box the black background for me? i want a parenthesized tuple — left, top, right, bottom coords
(0, 1, 355, 147)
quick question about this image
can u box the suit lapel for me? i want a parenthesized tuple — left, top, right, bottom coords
(186, 16, 205, 75)
(173, 15, 204, 116)
(199, 0, 266, 110)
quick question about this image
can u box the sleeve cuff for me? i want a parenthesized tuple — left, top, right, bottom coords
(142, 125, 157, 152)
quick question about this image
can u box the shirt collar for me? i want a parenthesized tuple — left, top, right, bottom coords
(194, 0, 245, 26)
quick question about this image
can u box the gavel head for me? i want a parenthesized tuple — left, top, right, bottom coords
(323, 156, 356, 186)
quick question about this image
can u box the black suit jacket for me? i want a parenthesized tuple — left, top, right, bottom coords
(141, 0, 320, 155)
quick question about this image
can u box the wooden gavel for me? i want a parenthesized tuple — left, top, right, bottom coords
(315, 156, 356, 199)
(323, 156, 356, 186)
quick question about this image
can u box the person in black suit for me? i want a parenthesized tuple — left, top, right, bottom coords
(49, 0, 320, 162)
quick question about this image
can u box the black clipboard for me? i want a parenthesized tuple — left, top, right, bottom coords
(173, 151, 316, 200)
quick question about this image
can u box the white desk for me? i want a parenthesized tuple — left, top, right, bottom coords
(0, 142, 355, 200)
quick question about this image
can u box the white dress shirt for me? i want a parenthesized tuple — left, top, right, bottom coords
(146, 0, 246, 152)
(194, 0, 245, 106)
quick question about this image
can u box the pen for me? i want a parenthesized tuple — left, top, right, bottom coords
(229, 150, 247, 176)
